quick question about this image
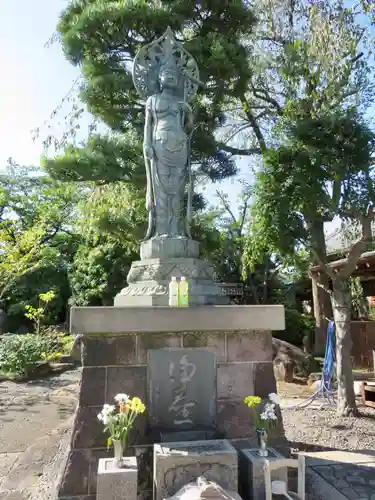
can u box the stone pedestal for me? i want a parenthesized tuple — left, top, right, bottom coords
(239, 448, 287, 500)
(97, 457, 137, 500)
(114, 257, 228, 306)
(114, 236, 228, 306)
(140, 236, 200, 260)
(153, 440, 238, 500)
(57, 305, 285, 500)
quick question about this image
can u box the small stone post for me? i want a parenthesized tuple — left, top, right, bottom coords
(97, 457, 138, 500)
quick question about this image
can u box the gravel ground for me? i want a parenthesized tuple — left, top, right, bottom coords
(281, 396, 375, 453)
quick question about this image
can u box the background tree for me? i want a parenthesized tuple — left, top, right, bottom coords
(217, 0, 374, 342)
(43, 0, 257, 192)
(68, 181, 145, 305)
(0, 161, 80, 329)
(245, 112, 375, 416)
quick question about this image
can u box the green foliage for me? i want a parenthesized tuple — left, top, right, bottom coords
(0, 334, 52, 376)
(4, 254, 71, 332)
(45, 330, 75, 357)
(275, 308, 315, 347)
(244, 112, 375, 273)
(349, 276, 370, 320)
(70, 241, 136, 306)
(0, 162, 80, 330)
(0, 223, 48, 303)
(0, 330, 74, 377)
(360, 0, 375, 23)
(25, 290, 57, 334)
(78, 182, 147, 245)
(43, 132, 144, 186)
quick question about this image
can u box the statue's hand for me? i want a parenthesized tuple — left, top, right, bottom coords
(144, 145, 154, 160)
(183, 102, 192, 114)
(181, 102, 194, 131)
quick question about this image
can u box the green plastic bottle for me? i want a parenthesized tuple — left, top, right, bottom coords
(178, 277, 189, 306)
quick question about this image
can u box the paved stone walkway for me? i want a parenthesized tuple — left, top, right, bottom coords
(0, 369, 80, 499)
(304, 450, 375, 500)
(313, 463, 375, 499)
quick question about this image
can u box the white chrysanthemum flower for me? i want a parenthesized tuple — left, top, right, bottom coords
(102, 404, 116, 414)
(260, 402, 277, 421)
(268, 393, 280, 405)
(114, 393, 130, 403)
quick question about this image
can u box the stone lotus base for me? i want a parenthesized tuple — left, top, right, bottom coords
(57, 305, 285, 500)
(114, 257, 228, 306)
(114, 235, 227, 306)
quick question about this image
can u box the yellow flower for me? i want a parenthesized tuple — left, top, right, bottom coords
(244, 396, 262, 408)
(129, 397, 146, 414)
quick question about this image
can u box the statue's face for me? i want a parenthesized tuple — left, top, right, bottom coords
(159, 68, 178, 89)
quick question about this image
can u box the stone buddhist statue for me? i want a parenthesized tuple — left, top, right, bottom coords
(114, 28, 227, 306)
(133, 26, 203, 241)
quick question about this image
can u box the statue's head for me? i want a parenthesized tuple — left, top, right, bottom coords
(159, 57, 179, 90)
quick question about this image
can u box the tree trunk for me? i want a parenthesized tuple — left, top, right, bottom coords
(309, 217, 333, 355)
(312, 271, 333, 355)
(331, 278, 358, 417)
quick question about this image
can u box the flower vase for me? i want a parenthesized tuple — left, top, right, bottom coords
(113, 439, 124, 467)
(256, 428, 268, 457)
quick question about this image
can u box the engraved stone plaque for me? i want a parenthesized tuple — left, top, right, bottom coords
(148, 348, 217, 430)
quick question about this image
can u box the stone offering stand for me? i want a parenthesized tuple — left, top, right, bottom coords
(57, 305, 285, 500)
(153, 439, 238, 500)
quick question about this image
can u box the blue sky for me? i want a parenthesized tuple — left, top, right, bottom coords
(0, 1, 80, 167)
(0, 0, 252, 208)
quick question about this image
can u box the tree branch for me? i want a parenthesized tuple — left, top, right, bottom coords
(309, 245, 335, 280)
(251, 85, 283, 115)
(331, 178, 342, 213)
(337, 209, 375, 279)
(239, 199, 249, 234)
(222, 124, 252, 145)
(217, 144, 261, 156)
(241, 96, 267, 151)
(216, 190, 237, 225)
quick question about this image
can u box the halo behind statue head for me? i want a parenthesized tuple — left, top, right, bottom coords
(132, 27, 200, 102)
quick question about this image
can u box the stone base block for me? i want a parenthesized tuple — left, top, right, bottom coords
(140, 236, 200, 259)
(153, 439, 238, 500)
(239, 448, 287, 500)
(57, 308, 284, 500)
(70, 305, 286, 334)
(114, 257, 229, 306)
(97, 457, 137, 500)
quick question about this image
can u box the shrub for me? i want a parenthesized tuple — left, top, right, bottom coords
(44, 329, 74, 356)
(0, 334, 52, 376)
